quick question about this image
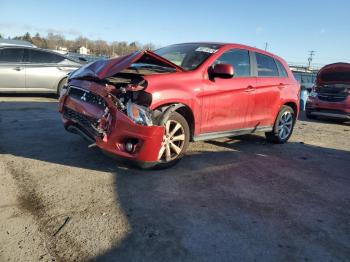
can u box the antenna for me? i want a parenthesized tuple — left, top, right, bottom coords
(264, 42, 268, 51)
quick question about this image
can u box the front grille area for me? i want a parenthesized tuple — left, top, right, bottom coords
(68, 86, 106, 109)
(317, 94, 348, 102)
(316, 85, 348, 102)
(63, 107, 101, 137)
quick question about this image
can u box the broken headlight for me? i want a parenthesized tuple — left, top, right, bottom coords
(126, 101, 153, 126)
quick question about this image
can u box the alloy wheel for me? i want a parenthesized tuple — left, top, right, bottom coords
(278, 111, 293, 140)
(158, 119, 186, 162)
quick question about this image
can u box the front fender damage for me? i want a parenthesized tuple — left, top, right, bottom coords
(61, 82, 167, 165)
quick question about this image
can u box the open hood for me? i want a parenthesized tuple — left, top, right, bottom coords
(317, 62, 350, 85)
(69, 50, 184, 80)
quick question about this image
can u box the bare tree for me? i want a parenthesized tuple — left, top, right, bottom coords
(10, 32, 155, 57)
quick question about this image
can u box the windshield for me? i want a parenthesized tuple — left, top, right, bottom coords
(154, 43, 222, 70)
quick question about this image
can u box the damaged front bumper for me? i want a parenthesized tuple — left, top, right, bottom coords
(58, 83, 164, 167)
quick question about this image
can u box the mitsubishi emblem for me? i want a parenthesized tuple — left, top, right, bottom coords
(81, 92, 87, 101)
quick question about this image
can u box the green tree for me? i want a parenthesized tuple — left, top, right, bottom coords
(23, 32, 32, 42)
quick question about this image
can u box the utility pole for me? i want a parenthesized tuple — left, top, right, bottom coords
(308, 50, 315, 69)
(264, 42, 268, 51)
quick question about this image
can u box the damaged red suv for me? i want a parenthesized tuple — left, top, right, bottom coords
(306, 63, 350, 121)
(59, 43, 300, 168)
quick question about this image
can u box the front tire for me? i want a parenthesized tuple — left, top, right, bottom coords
(265, 105, 295, 144)
(155, 112, 190, 169)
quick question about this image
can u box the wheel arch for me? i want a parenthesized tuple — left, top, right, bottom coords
(283, 101, 298, 119)
(155, 102, 195, 141)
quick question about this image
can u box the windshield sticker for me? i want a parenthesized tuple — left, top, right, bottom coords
(195, 47, 218, 54)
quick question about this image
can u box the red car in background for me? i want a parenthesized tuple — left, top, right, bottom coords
(58, 43, 300, 168)
(306, 63, 350, 121)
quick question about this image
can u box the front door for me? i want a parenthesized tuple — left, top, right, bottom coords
(200, 49, 255, 134)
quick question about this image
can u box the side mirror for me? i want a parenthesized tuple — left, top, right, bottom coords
(211, 64, 234, 79)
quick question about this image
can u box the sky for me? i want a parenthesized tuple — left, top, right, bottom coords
(0, 0, 349, 66)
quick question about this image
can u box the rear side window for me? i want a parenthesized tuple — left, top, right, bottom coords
(255, 53, 279, 77)
(0, 48, 23, 62)
(275, 59, 288, 77)
(27, 50, 65, 63)
(214, 49, 251, 77)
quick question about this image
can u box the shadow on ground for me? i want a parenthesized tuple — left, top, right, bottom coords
(298, 111, 350, 126)
(1, 101, 349, 261)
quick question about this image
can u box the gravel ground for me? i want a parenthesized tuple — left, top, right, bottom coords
(0, 97, 349, 262)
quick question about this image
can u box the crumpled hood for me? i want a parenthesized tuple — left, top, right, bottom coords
(317, 62, 350, 85)
(69, 50, 184, 80)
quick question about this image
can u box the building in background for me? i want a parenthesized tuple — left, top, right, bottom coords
(77, 46, 89, 55)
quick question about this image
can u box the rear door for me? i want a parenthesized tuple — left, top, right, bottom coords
(201, 49, 255, 133)
(247, 52, 281, 127)
(24, 49, 66, 92)
(0, 47, 25, 90)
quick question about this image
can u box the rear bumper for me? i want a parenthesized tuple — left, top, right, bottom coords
(59, 87, 164, 165)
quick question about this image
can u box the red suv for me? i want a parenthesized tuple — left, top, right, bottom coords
(306, 63, 350, 121)
(59, 43, 300, 168)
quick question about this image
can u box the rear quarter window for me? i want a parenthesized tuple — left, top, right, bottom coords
(275, 59, 288, 77)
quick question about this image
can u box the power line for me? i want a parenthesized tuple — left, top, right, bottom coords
(307, 50, 315, 69)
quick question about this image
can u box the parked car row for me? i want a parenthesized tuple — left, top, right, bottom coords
(1, 41, 348, 168)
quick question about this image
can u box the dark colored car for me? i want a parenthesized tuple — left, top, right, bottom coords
(306, 63, 350, 121)
(58, 43, 300, 168)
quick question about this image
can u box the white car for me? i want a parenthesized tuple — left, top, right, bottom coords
(0, 45, 82, 94)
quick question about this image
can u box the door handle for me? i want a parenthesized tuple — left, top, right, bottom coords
(244, 85, 255, 93)
(13, 66, 23, 71)
(278, 83, 285, 89)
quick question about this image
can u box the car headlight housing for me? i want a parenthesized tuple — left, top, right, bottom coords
(309, 91, 318, 98)
(126, 101, 153, 126)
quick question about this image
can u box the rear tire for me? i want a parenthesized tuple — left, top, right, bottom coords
(154, 111, 190, 169)
(265, 105, 295, 144)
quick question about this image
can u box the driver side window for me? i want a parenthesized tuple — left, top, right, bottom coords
(214, 49, 251, 77)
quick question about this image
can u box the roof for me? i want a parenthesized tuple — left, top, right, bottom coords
(167, 42, 286, 62)
(0, 38, 35, 47)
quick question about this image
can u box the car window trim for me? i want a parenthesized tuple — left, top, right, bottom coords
(253, 52, 280, 78)
(25, 49, 65, 64)
(275, 59, 289, 78)
(210, 48, 253, 78)
(0, 47, 25, 64)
